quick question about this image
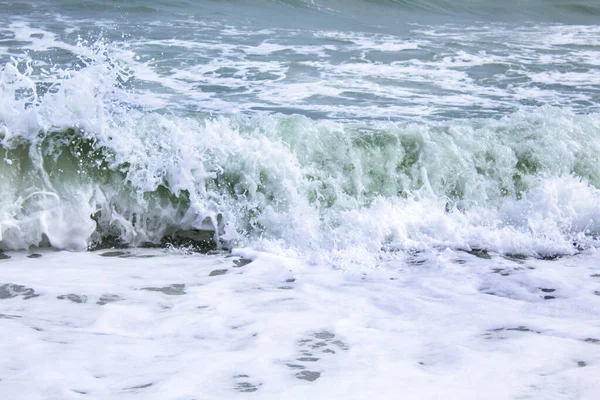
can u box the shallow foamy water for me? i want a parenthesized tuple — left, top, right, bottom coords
(1, 249, 599, 399)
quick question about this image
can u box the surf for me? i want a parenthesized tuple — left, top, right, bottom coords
(2, 54, 600, 264)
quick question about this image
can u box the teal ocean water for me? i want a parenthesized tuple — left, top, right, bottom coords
(1, 0, 600, 263)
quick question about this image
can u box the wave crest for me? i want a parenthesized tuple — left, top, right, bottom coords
(2, 49, 600, 264)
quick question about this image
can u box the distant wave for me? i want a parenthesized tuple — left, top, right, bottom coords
(270, 0, 600, 21)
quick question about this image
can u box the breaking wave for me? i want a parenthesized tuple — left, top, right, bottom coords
(2, 43, 600, 264)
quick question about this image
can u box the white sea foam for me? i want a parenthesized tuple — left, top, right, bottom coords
(4, 19, 599, 120)
(0, 248, 599, 398)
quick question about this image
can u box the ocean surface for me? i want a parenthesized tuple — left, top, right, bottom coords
(1, 1, 600, 399)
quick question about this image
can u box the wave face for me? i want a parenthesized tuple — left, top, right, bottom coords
(1, 1, 600, 264)
(2, 55, 600, 263)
